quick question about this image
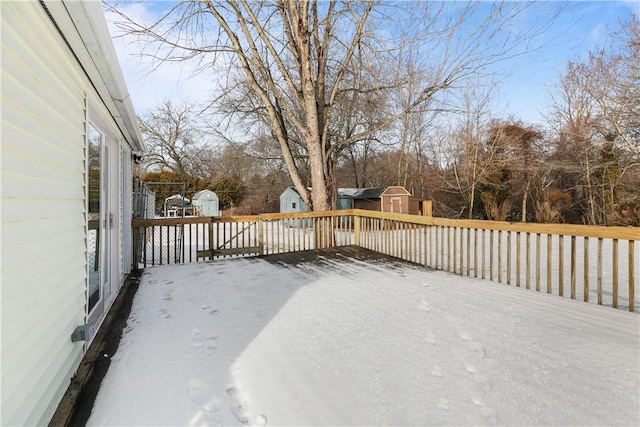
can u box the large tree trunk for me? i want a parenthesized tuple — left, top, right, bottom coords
(521, 181, 529, 222)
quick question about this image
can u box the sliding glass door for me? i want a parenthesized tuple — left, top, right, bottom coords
(87, 122, 116, 327)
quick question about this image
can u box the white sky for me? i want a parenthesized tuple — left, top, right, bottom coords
(105, 1, 639, 126)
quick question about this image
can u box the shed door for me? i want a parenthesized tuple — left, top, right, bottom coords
(391, 197, 402, 213)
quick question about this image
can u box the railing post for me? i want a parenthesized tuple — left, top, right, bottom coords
(354, 214, 360, 247)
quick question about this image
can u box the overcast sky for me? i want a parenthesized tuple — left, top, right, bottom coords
(106, 1, 638, 127)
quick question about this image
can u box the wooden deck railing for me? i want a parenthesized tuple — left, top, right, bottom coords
(132, 209, 638, 312)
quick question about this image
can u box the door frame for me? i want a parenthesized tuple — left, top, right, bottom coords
(390, 196, 402, 213)
(86, 103, 120, 332)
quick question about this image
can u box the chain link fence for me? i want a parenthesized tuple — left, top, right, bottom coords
(133, 179, 190, 265)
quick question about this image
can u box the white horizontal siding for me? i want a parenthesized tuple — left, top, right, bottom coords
(2, 2, 92, 425)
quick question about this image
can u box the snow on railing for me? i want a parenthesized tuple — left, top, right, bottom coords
(132, 210, 638, 312)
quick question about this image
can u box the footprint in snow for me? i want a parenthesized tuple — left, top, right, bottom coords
(464, 362, 478, 373)
(191, 329, 218, 355)
(459, 331, 487, 358)
(191, 328, 205, 350)
(431, 365, 444, 377)
(157, 308, 171, 319)
(437, 398, 450, 410)
(473, 374, 493, 392)
(226, 387, 252, 425)
(425, 332, 437, 345)
(459, 330, 472, 341)
(200, 305, 220, 316)
(204, 334, 218, 356)
(471, 397, 498, 425)
(187, 379, 222, 425)
(481, 407, 499, 425)
(467, 341, 488, 359)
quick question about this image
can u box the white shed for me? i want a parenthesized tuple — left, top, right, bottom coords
(164, 194, 191, 217)
(192, 190, 220, 216)
(1, 2, 143, 425)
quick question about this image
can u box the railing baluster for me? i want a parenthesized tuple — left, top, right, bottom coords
(547, 234, 552, 294)
(467, 228, 472, 277)
(571, 236, 576, 299)
(525, 232, 530, 289)
(453, 227, 457, 273)
(584, 237, 589, 302)
(597, 237, 602, 305)
(558, 235, 564, 297)
(473, 228, 478, 278)
(516, 232, 521, 287)
(536, 233, 541, 292)
(481, 229, 486, 280)
(440, 226, 442, 268)
(629, 240, 635, 313)
(460, 226, 464, 275)
(507, 231, 511, 285)
(613, 238, 619, 309)
(498, 230, 502, 283)
(489, 230, 494, 282)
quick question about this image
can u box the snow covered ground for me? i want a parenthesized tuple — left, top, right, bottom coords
(88, 250, 640, 426)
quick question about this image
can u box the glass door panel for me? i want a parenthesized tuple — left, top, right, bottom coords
(87, 123, 102, 313)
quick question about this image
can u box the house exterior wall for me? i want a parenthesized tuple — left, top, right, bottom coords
(1, 2, 141, 425)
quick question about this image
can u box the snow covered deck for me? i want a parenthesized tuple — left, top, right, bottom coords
(88, 247, 639, 426)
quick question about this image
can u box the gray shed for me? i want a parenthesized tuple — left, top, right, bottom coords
(192, 189, 220, 216)
(337, 187, 384, 210)
(279, 186, 308, 213)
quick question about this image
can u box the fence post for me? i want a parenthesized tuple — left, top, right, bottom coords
(354, 214, 360, 247)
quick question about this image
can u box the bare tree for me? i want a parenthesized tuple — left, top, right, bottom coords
(110, 0, 561, 211)
(548, 60, 601, 224)
(450, 81, 494, 218)
(140, 100, 214, 177)
(585, 14, 640, 157)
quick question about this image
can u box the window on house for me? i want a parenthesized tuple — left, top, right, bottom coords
(292, 202, 297, 209)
